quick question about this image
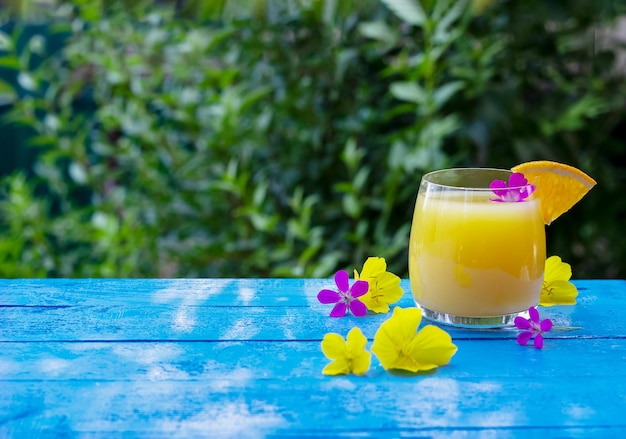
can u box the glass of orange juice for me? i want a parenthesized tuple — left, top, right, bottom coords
(408, 168, 546, 327)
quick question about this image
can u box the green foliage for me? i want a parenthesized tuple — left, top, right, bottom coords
(458, 0, 626, 279)
(0, 0, 625, 278)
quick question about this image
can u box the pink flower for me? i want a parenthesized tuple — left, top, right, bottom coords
(514, 306, 553, 349)
(317, 270, 368, 317)
(490, 172, 535, 202)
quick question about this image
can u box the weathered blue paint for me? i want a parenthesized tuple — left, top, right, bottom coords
(1, 279, 625, 437)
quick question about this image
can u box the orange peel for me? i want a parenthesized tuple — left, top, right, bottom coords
(511, 161, 596, 225)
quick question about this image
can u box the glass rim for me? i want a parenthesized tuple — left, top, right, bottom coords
(421, 167, 532, 191)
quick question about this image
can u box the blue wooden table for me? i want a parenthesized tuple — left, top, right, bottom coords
(1, 278, 625, 438)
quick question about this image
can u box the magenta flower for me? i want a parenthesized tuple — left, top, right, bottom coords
(490, 172, 536, 202)
(317, 270, 368, 317)
(514, 307, 553, 349)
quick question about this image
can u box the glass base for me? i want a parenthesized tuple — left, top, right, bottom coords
(418, 305, 530, 329)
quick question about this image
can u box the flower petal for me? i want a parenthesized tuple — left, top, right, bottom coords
(350, 351, 372, 376)
(321, 333, 347, 360)
(406, 325, 458, 371)
(322, 360, 350, 375)
(329, 302, 347, 317)
(490, 173, 534, 202)
(514, 316, 531, 330)
(377, 271, 401, 287)
(508, 172, 528, 187)
(317, 289, 341, 304)
(528, 306, 540, 323)
(544, 256, 572, 282)
(376, 272, 404, 302)
(349, 299, 367, 317)
(346, 327, 371, 375)
(389, 307, 422, 340)
(540, 279, 578, 306)
(521, 183, 536, 199)
(371, 307, 423, 371)
(334, 270, 350, 292)
(534, 333, 544, 349)
(517, 331, 533, 346)
(371, 329, 399, 371)
(489, 179, 508, 189)
(360, 257, 387, 279)
(361, 298, 390, 314)
(346, 327, 368, 351)
(385, 353, 423, 372)
(359, 271, 404, 313)
(540, 318, 553, 332)
(489, 179, 509, 197)
(350, 280, 369, 298)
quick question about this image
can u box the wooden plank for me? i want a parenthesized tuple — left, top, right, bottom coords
(1, 280, 625, 341)
(2, 279, 626, 437)
(1, 339, 626, 436)
(2, 380, 626, 437)
(1, 337, 625, 381)
(1, 279, 624, 308)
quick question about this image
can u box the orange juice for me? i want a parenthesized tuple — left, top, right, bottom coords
(409, 190, 545, 319)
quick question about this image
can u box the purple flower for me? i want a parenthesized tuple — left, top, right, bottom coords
(514, 306, 553, 349)
(490, 172, 536, 202)
(317, 270, 368, 317)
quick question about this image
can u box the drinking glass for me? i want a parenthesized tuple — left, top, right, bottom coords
(408, 168, 546, 327)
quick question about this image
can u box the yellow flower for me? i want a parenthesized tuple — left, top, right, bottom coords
(321, 327, 371, 376)
(539, 256, 578, 306)
(371, 307, 457, 373)
(354, 257, 404, 314)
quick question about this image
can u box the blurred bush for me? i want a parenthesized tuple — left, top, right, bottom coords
(0, 0, 624, 278)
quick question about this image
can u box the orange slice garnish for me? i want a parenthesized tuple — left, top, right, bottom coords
(511, 161, 596, 225)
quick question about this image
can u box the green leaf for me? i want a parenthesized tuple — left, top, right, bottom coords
(340, 137, 363, 173)
(17, 72, 37, 92)
(310, 251, 342, 277)
(0, 56, 20, 69)
(74, 0, 102, 22)
(387, 140, 407, 171)
(248, 212, 278, 232)
(353, 167, 370, 192)
(28, 135, 57, 148)
(431, 81, 464, 110)
(334, 182, 353, 193)
(358, 20, 397, 46)
(240, 86, 271, 112)
(422, 113, 460, 140)
(0, 78, 18, 105)
(380, 0, 426, 26)
(28, 34, 46, 55)
(342, 193, 361, 218)
(335, 48, 358, 82)
(390, 81, 426, 104)
(69, 162, 89, 185)
(0, 31, 13, 51)
(49, 22, 73, 36)
(434, 0, 467, 38)
(287, 218, 308, 241)
(544, 95, 607, 135)
(194, 0, 227, 21)
(333, 0, 357, 22)
(317, 0, 358, 23)
(252, 182, 268, 206)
